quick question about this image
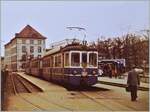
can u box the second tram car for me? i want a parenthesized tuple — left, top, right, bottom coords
(25, 59, 31, 75)
(30, 58, 42, 78)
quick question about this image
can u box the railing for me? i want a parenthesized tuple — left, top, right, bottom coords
(139, 74, 149, 83)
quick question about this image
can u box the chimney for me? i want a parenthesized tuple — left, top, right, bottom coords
(15, 33, 19, 37)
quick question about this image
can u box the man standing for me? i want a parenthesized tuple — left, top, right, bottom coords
(98, 66, 103, 76)
(127, 68, 140, 101)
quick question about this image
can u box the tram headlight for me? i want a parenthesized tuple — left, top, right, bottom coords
(73, 70, 77, 75)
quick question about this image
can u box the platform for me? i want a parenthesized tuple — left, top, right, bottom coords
(98, 76, 149, 91)
(16, 72, 67, 92)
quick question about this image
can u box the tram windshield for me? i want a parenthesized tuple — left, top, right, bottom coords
(82, 53, 87, 67)
(71, 52, 80, 66)
(89, 53, 97, 67)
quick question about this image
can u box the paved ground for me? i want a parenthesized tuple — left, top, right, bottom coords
(6, 72, 149, 111)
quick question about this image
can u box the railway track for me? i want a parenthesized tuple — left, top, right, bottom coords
(66, 85, 134, 111)
(9, 73, 45, 110)
(10, 73, 42, 94)
(81, 92, 113, 110)
(9, 73, 75, 111)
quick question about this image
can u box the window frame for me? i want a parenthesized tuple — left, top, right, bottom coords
(22, 39, 26, 44)
(54, 54, 62, 68)
(22, 46, 26, 53)
(30, 46, 34, 53)
(70, 51, 81, 68)
(38, 40, 42, 45)
(38, 46, 42, 53)
(30, 39, 34, 44)
(64, 52, 70, 67)
(88, 52, 98, 68)
(81, 52, 88, 68)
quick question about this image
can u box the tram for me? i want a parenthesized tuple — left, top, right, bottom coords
(25, 41, 99, 86)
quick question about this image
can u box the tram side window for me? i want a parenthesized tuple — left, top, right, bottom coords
(54, 56, 57, 67)
(71, 53, 80, 66)
(89, 53, 97, 67)
(42, 60, 45, 67)
(57, 55, 61, 67)
(33, 61, 38, 68)
(54, 55, 62, 67)
(39, 61, 42, 68)
(64, 53, 69, 66)
(47, 58, 50, 67)
(51, 56, 54, 67)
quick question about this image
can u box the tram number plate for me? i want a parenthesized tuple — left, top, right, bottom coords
(82, 72, 87, 77)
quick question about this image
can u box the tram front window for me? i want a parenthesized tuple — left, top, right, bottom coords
(82, 53, 87, 67)
(71, 52, 80, 66)
(89, 53, 97, 67)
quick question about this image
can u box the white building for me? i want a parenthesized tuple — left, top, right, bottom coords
(4, 25, 46, 71)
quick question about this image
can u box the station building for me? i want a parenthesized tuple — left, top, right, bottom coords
(4, 25, 46, 71)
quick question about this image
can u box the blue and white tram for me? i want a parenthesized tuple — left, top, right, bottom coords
(26, 42, 99, 87)
(42, 43, 98, 86)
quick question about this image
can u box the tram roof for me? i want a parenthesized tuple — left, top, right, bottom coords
(43, 43, 97, 58)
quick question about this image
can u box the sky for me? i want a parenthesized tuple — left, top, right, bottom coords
(1, 1, 149, 56)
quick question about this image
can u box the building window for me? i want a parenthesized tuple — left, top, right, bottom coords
(43, 40, 45, 44)
(22, 39, 26, 44)
(30, 39, 34, 44)
(30, 55, 34, 59)
(22, 54, 26, 61)
(22, 46, 26, 53)
(38, 55, 41, 58)
(38, 46, 42, 53)
(21, 63, 26, 69)
(38, 40, 42, 44)
(30, 46, 34, 53)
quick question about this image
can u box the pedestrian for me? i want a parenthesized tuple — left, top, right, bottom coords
(108, 65, 112, 78)
(127, 68, 140, 101)
(103, 64, 107, 76)
(98, 66, 103, 76)
(113, 66, 117, 78)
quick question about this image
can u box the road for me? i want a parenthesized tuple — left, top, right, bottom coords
(5, 72, 149, 111)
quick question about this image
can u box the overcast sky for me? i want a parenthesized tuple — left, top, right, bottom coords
(1, 1, 149, 56)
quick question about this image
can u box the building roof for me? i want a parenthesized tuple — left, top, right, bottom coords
(16, 25, 46, 39)
(5, 25, 47, 46)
